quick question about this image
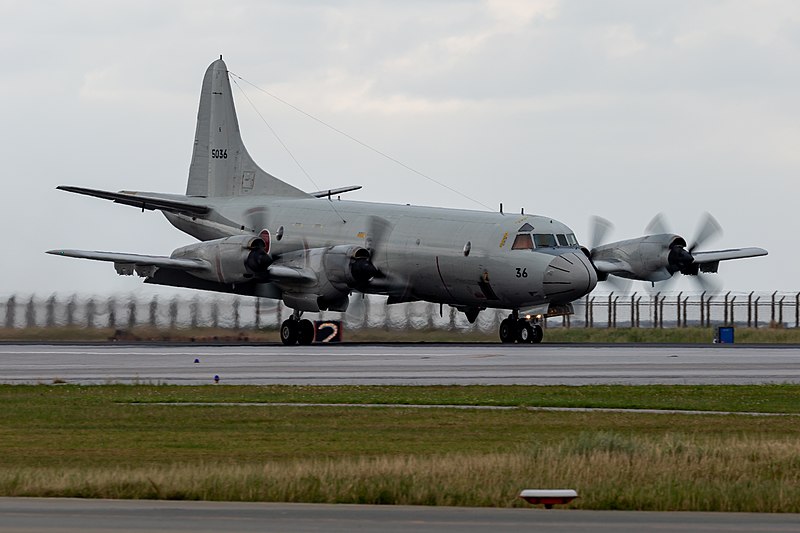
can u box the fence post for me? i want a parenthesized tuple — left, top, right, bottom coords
(723, 292, 730, 326)
(127, 297, 137, 329)
(210, 298, 219, 328)
(754, 297, 760, 329)
(612, 296, 619, 328)
(676, 292, 683, 328)
(630, 292, 637, 328)
(86, 298, 96, 328)
(682, 296, 688, 327)
(653, 292, 660, 328)
(706, 296, 713, 327)
(700, 291, 706, 327)
(107, 298, 117, 329)
(589, 297, 595, 328)
(779, 296, 785, 327)
(730, 296, 736, 326)
(233, 298, 240, 330)
(659, 296, 665, 328)
(254, 298, 261, 329)
(607, 292, 614, 328)
(771, 291, 777, 325)
(635, 296, 642, 327)
(25, 296, 36, 328)
(46, 295, 56, 327)
(747, 291, 754, 328)
(4, 295, 16, 328)
(796, 292, 799, 328)
(149, 296, 158, 327)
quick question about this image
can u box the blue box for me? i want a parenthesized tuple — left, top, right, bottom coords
(717, 327, 734, 344)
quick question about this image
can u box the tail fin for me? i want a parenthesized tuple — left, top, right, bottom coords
(186, 58, 309, 198)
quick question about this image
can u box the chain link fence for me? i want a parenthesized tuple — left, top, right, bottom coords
(2, 291, 798, 332)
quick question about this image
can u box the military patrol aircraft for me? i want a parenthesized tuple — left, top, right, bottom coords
(48, 58, 768, 345)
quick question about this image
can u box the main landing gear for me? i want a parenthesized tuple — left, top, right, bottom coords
(280, 310, 315, 346)
(499, 310, 543, 344)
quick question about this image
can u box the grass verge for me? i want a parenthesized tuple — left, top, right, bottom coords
(1, 385, 799, 511)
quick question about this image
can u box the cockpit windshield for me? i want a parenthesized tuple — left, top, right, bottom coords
(511, 231, 579, 250)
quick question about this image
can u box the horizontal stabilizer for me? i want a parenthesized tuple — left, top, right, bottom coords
(308, 185, 362, 198)
(691, 247, 768, 264)
(47, 249, 208, 271)
(57, 186, 210, 216)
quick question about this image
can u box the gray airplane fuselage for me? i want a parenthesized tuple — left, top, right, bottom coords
(164, 196, 597, 311)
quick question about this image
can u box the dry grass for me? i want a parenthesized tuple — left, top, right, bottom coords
(2, 432, 799, 511)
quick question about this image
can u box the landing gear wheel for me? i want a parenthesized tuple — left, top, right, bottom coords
(280, 319, 298, 345)
(499, 318, 516, 343)
(517, 320, 533, 343)
(297, 319, 315, 345)
(531, 324, 544, 344)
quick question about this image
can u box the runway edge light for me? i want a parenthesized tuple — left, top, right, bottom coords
(519, 489, 578, 509)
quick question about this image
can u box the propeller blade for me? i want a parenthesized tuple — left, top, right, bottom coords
(243, 207, 270, 235)
(692, 272, 723, 295)
(603, 274, 632, 294)
(644, 212, 670, 235)
(589, 216, 614, 249)
(365, 215, 393, 256)
(689, 212, 723, 252)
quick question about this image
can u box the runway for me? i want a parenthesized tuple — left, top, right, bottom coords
(0, 498, 798, 533)
(1, 343, 798, 385)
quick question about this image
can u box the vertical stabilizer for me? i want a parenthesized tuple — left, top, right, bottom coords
(186, 58, 309, 198)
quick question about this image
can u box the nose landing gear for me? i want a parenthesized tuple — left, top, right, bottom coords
(499, 310, 543, 344)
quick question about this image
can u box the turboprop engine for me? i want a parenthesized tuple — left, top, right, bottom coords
(589, 234, 689, 283)
(170, 234, 272, 284)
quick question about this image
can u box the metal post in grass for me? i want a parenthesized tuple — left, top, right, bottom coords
(683, 296, 688, 327)
(589, 297, 595, 328)
(676, 292, 682, 328)
(4, 295, 15, 328)
(723, 292, 730, 326)
(190, 297, 199, 329)
(747, 291, 753, 328)
(210, 299, 219, 329)
(771, 291, 777, 326)
(730, 296, 736, 326)
(25, 296, 36, 328)
(796, 292, 799, 328)
(46, 294, 56, 328)
(606, 292, 613, 329)
(636, 296, 642, 328)
(653, 292, 660, 329)
(700, 291, 706, 328)
(754, 297, 760, 329)
(630, 292, 636, 328)
(706, 296, 713, 327)
(254, 298, 261, 329)
(149, 296, 158, 327)
(612, 296, 619, 328)
(127, 297, 137, 329)
(659, 296, 665, 328)
(86, 298, 96, 328)
(169, 298, 178, 329)
(584, 295, 590, 328)
(233, 298, 240, 330)
(107, 297, 116, 329)
(276, 300, 282, 329)
(779, 296, 785, 327)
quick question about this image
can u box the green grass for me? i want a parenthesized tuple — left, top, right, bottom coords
(1, 385, 800, 510)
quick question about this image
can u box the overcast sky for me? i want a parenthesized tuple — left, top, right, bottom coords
(2, 0, 798, 299)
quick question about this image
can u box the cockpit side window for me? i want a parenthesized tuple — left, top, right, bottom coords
(566, 233, 578, 246)
(533, 234, 557, 248)
(511, 233, 534, 250)
(556, 234, 568, 246)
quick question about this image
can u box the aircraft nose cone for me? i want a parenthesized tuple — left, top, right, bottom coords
(543, 252, 598, 301)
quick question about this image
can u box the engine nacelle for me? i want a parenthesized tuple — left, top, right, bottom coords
(591, 234, 686, 283)
(323, 245, 379, 290)
(171, 234, 272, 284)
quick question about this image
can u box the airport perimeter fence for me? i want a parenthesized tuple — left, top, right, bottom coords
(1, 290, 799, 332)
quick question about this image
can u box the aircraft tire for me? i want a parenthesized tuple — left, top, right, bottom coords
(297, 319, 315, 345)
(499, 319, 516, 343)
(280, 319, 298, 345)
(517, 320, 533, 343)
(531, 324, 544, 344)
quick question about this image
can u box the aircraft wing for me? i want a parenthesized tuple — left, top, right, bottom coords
(691, 247, 768, 264)
(57, 186, 210, 216)
(46, 249, 209, 271)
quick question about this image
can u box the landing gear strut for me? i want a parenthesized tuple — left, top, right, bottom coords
(499, 311, 543, 344)
(280, 310, 315, 346)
